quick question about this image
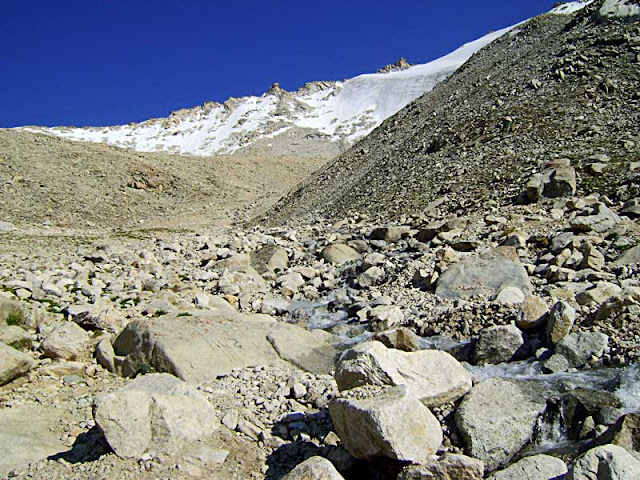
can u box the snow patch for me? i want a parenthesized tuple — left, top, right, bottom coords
(599, 0, 640, 17)
(550, 1, 595, 14)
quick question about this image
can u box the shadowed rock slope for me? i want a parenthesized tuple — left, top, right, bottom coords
(266, 2, 640, 226)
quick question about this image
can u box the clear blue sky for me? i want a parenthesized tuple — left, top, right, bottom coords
(1, 0, 560, 128)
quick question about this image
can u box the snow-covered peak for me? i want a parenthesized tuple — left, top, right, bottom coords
(22, 4, 584, 158)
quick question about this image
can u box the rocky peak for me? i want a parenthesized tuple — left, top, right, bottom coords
(377, 57, 412, 74)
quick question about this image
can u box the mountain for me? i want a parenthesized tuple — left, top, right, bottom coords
(20, 28, 517, 159)
(266, 0, 640, 225)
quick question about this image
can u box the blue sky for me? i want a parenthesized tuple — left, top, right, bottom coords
(1, 1, 560, 127)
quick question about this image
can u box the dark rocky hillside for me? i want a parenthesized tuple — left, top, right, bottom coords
(266, 1, 640, 226)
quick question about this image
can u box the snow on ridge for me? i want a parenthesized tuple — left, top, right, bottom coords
(21, 26, 517, 157)
(550, 1, 595, 15)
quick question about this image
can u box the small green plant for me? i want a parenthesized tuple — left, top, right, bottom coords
(8, 338, 31, 351)
(5, 309, 25, 326)
(136, 363, 156, 376)
(152, 309, 167, 317)
(176, 312, 192, 317)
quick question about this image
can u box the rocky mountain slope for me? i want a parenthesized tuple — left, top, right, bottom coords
(267, 1, 640, 225)
(20, 28, 514, 159)
(0, 130, 324, 230)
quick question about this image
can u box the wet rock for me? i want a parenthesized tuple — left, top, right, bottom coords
(282, 456, 345, 480)
(488, 454, 568, 480)
(543, 353, 570, 373)
(456, 378, 547, 471)
(398, 453, 484, 480)
(556, 332, 609, 368)
(335, 341, 471, 406)
(329, 386, 442, 463)
(546, 301, 576, 346)
(40, 321, 91, 360)
(93, 373, 218, 459)
(517, 296, 549, 330)
(321, 244, 360, 265)
(374, 327, 420, 352)
(0, 342, 35, 386)
(436, 256, 532, 300)
(569, 444, 640, 480)
(474, 325, 529, 365)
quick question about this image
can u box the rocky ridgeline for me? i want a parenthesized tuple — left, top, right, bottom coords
(2, 157, 640, 478)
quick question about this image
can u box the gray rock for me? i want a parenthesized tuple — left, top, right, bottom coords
(359, 266, 386, 288)
(321, 244, 360, 265)
(436, 256, 532, 300)
(488, 454, 568, 480)
(576, 282, 622, 306)
(398, 453, 484, 480)
(456, 378, 547, 471)
(0, 406, 67, 478)
(95, 339, 117, 373)
(40, 321, 91, 360)
(0, 325, 31, 348)
(368, 305, 404, 332)
(335, 341, 471, 406)
(329, 386, 442, 463)
(613, 244, 640, 266)
(571, 203, 620, 233)
(114, 310, 336, 381)
(282, 456, 345, 480)
(543, 353, 570, 373)
(569, 444, 640, 480)
(494, 286, 525, 305)
(93, 373, 219, 459)
(556, 332, 609, 368)
(251, 244, 289, 274)
(474, 325, 528, 365)
(546, 301, 576, 346)
(0, 342, 35, 386)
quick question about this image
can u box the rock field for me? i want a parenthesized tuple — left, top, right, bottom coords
(2, 1, 640, 480)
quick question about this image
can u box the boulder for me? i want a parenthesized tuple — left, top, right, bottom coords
(398, 454, 484, 480)
(436, 256, 532, 300)
(488, 454, 568, 480)
(335, 341, 471, 406)
(546, 301, 576, 346)
(282, 456, 345, 480)
(359, 266, 386, 288)
(571, 203, 619, 233)
(517, 296, 549, 330)
(321, 244, 360, 265)
(600, 413, 640, 454)
(474, 325, 528, 365)
(0, 342, 35, 386)
(40, 321, 91, 360)
(370, 226, 411, 243)
(576, 282, 622, 306)
(613, 244, 640, 266)
(93, 373, 218, 459)
(569, 444, 640, 480)
(494, 286, 525, 305)
(556, 332, 609, 368)
(456, 378, 547, 471)
(113, 310, 336, 381)
(0, 406, 67, 478)
(374, 327, 420, 352)
(251, 244, 289, 274)
(329, 386, 442, 463)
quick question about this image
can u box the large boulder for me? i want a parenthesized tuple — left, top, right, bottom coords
(321, 244, 360, 265)
(436, 256, 532, 300)
(456, 378, 547, 472)
(569, 444, 640, 480)
(329, 386, 442, 463)
(571, 203, 620, 233)
(282, 456, 344, 480)
(370, 226, 411, 244)
(251, 244, 289, 274)
(113, 310, 336, 381)
(556, 332, 609, 368)
(0, 406, 67, 477)
(0, 342, 35, 385)
(40, 321, 91, 360)
(398, 454, 484, 480)
(488, 454, 568, 480)
(474, 325, 529, 365)
(335, 341, 472, 406)
(93, 373, 219, 459)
